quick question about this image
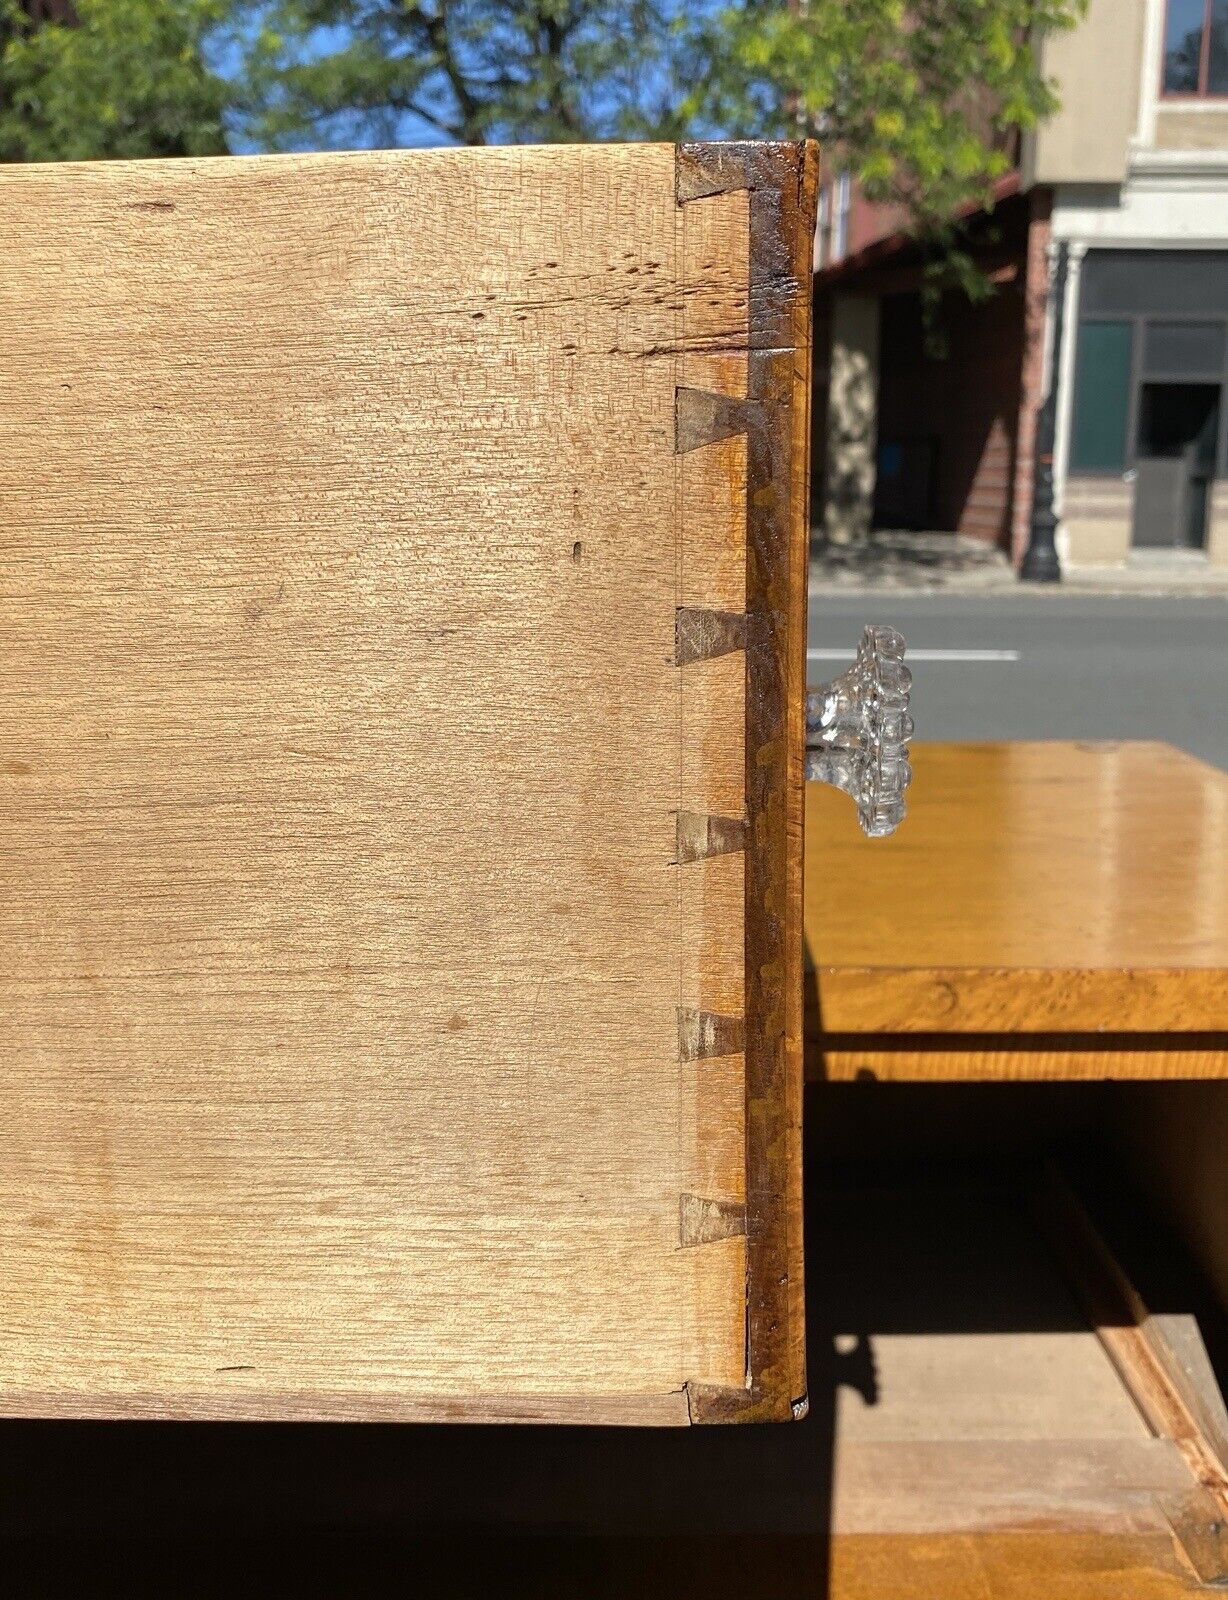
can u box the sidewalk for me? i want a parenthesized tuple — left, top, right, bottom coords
(811, 531, 1228, 597)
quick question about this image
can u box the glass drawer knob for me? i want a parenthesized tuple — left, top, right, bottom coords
(806, 624, 913, 838)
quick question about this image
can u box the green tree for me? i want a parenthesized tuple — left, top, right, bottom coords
(232, 0, 1083, 231)
(232, 0, 693, 149)
(699, 0, 1084, 232)
(0, 0, 230, 160)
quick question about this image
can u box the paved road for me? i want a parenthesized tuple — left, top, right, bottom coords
(807, 591, 1228, 771)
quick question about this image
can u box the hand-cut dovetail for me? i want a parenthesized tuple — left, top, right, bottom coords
(678, 142, 814, 353)
(675, 607, 746, 666)
(675, 811, 746, 864)
(678, 1006, 745, 1061)
(679, 1193, 747, 1248)
(684, 1381, 751, 1421)
(676, 140, 789, 202)
(675, 386, 756, 454)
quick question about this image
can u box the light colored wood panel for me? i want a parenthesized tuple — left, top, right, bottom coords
(671, 175, 751, 1406)
(678, 651, 745, 817)
(678, 435, 747, 611)
(678, 1234, 748, 1391)
(677, 187, 750, 613)
(677, 350, 749, 398)
(827, 1529, 1208, 1598)
(807, 740, 1228, 973)
(0, 1387, 692, 1424)
(678, 849, 744, 1017)
(0, 143, 802, 1419)
(831, 1438, 1194, 1537)
(680, 1051, 745, 1204)
(679, 186, 750, 363)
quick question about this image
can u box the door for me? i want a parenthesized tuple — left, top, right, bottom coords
(1132, 381, 1221, 549)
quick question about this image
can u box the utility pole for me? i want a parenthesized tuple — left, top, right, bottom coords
(1020, 240, 1069, 582)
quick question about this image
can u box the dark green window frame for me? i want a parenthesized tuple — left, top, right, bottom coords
(1069, 319, 1134, 474)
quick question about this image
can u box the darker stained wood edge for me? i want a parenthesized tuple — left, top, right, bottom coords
(811, 1031, 1228, 1054)
(677, 139, 819, 1424)
(0, 1390, 693, 1426)
(804, 963, 1228, 1037)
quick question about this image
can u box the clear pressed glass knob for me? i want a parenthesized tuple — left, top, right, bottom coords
(806, 625, 913, 838)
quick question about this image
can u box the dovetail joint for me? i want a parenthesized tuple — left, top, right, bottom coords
(675, 607, 747, 666)
(677, 1006, 745, 1061)
(679, 1193, 747, 1248)
(674, 811, 746, 864)
(675, 386, 756, 455)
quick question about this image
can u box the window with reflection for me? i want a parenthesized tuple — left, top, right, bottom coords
(1163, 0, 1228, 95)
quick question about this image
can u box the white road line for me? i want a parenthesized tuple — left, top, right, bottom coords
(807, 647, 1020, 663)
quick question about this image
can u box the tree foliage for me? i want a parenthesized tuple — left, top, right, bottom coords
(0, 0, 230, 160)
(231, 0, 1084, 228)
(231, 1, 696, 149)
(700, 0, 1084, 229)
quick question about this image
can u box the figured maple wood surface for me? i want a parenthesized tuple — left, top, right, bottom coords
(0, 143, 814, 1419)
(807, 741, 1228, 1080)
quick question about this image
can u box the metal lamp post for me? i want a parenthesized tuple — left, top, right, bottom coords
(1020, 240, 1069, 583)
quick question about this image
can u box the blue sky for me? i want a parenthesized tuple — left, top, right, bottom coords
(211, 0, 729, 151)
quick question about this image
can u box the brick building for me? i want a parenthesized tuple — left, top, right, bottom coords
(813, 0, 1228, 569)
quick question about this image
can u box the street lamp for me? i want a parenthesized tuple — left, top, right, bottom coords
(1020, 240, 1069, 583)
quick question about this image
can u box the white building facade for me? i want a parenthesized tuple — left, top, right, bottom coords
(1028, 0, 1228, 565)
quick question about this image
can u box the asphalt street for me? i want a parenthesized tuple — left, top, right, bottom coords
(807, 591, 1228, 771)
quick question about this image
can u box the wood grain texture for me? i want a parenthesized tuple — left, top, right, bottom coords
(814, 1036, 1228, 1083)
(0, 142, 816, 1422)
(1030, 1170, 1228, 1556)
(825, 1530, 1211, 1599)
(4, 1162, 1223, 1595)
(676, 139, 816, 1423)
(806, 741, 1228, 1082)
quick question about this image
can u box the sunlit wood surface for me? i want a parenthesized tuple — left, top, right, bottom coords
(0, 142, 816, 1422)
(806, 741, 1228, 1081)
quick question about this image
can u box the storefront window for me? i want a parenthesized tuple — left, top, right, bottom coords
(1070, 321, 1133, 473)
